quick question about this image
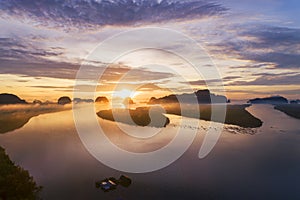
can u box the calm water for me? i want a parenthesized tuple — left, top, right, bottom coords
(0, 104, 299, 200)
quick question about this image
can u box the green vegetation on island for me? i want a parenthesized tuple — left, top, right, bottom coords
(0, 146, 42, 200)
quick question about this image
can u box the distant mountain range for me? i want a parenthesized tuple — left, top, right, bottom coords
(73, 98, 93, 103)
(247, 96, 288, 104)
(148, 89, 229, 104)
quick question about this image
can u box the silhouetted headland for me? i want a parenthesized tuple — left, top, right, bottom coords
(247, 96, 288, 104)
(274, 104, 300, 119)
(97, 106, 170, 128)
(0, 93, 27, 104)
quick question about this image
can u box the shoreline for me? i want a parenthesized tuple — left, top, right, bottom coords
(97, 104, 263, 128)
(274, 104, 300, 119)
(0, 104, 71, 134)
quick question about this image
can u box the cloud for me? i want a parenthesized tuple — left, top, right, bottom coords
(0, 38, 64, 61)
(210, 25, 300, 69)
(0, 57, 174, 81)
(246, 52, 300, 69)
(0, 0, 227, 29)
(182, 76, 242, 86)
(226, 88, 300, 97)
(29, 85, 72, 89)
(229, 73, 300, 86)
(0, 36, 174, 81)
(242, 26, 300, 49)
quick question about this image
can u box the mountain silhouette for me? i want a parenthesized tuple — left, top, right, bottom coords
(148, 89, 228, 104)
(247, 96, 288, 104)
(0, 93, 27, 104)
(73, 98, 93, 103)
(57, 96, 72, 105)
(95, 96, 109, 103)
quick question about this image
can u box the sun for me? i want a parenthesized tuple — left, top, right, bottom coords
(113, 89, 135, 99)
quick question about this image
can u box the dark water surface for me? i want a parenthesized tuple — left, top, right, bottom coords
(0, 104, 299, 200)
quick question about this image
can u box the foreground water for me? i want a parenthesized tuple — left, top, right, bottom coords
(0, 104, 299, 199)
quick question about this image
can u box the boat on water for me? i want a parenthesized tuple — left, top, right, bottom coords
(95, 175, 132, 192)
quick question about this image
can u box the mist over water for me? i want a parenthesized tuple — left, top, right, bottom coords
(0, 104, 299, 199)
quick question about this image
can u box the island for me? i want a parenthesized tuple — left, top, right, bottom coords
(97, 107, 170, 128)
(146, 90, 262, 128)
(95, 96, 109, 104)
(247, 96, 288, 104)
(274, 104, 300, 119)
(0, 93, 27, 104)
(57, 96, 72, 105)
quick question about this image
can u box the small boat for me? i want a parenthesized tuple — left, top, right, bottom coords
(95, 177, 118, 192)
(118, 175, 132, 187)
(95, 175, 132, 192)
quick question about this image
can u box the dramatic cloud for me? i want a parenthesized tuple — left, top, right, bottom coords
(0, 58, 174, 81)
(0, 0, 227, 28)
(0, 38, 64, 61)
(210, 25, 300, 69)
(0, 37, 174, 81)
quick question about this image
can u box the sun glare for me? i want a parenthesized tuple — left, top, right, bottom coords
(113, 89, 135, 99)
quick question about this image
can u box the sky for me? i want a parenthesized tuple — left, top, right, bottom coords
(0, 0, 299, 102)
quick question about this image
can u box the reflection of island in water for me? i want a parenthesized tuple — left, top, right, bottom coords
(0, 105, 71, 134)
(0, 111, 34, 134)
(0, 93, 73, 134)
